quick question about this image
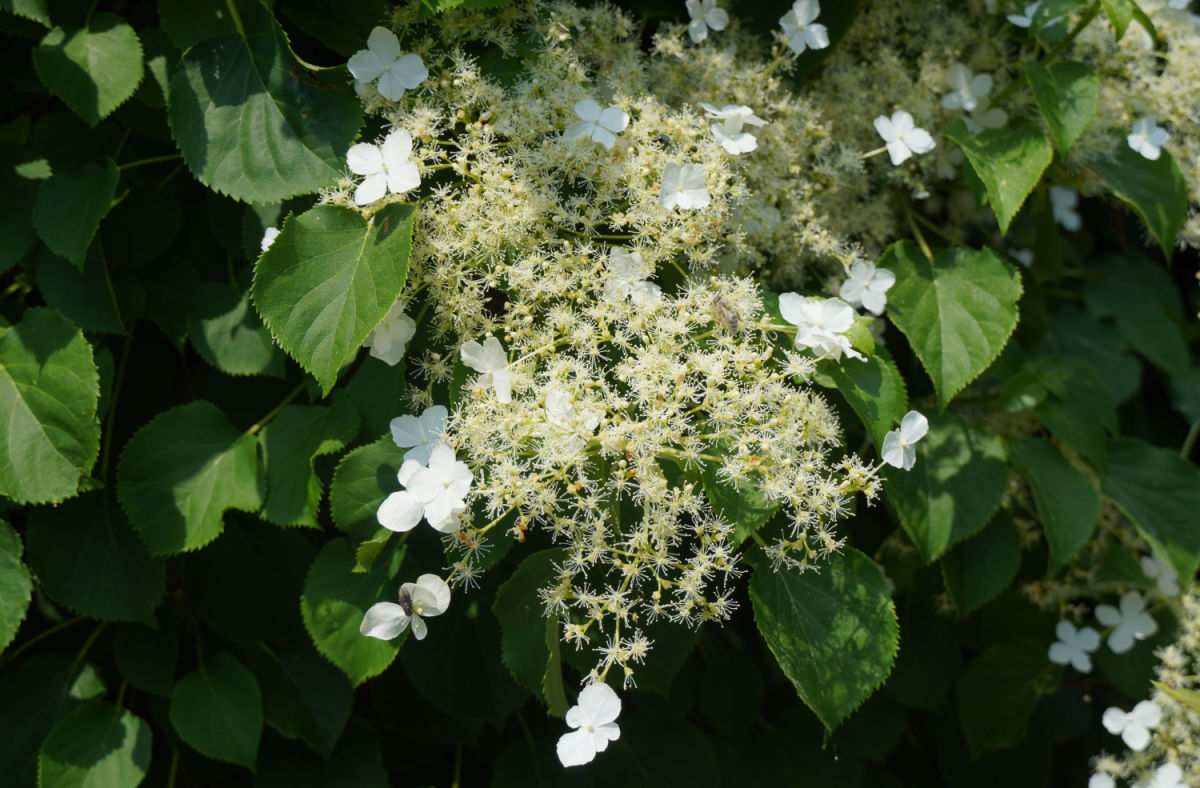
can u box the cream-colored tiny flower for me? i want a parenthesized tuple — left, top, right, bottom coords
(604, 248, 662, 306)
(347, 130, 420, 205)
(660, 163, 709, 210)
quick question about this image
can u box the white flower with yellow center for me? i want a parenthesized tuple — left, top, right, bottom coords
(360, 574, 451, 641)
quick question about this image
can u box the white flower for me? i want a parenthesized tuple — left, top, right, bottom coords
(1096, 591, 1158, 654)
(701, 103, 767, 155)
(1049, 186, 1082, 231)
(1090, 774, 1116, 788)
(873, 111, 936, 166)
(660, 163, 710, 210)
(838, 261, 895, 315)
(360, 574, 450, 641)
(1127, 116, 1170, 161)
(1011, 248, 1034, 267)
(963, 103, 1008, 133)
(1142, 763, 1185, 788)
(1141, 556, 1180, 597)
(1102, 700, 1162, 752)
(779, 0, 830, 55)
(1048, 620, 1101, 673)
(685, 0, 729, 43)
(347, 130, 420, 206)
(347, 27, 427, 101)
(544, 386, 603, 454)
(389, 405, 448, 465)
(260, 227, 280, 252)
(376, 443, 472, 534)
(363, 302, 416, 366)
(557, 683, 622, 767)
(461, 336, 513, 403)
(881, 411, 928, 471)
(942, 64, 993, 113)
(604, 248, 662, 306)
(1007, 2, 1041, 27)
(1167, 0, 1189, 8)
(778, 294, 864, 362)
(564, 99, 629, 151)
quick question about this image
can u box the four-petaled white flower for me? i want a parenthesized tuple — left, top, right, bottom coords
(1095, 591, 1158, 654)
(390, 405, 448, 465)
(778, 294, 864, 362)
(564, 99, 629, 151)
(1127, 116, 1170, 161)
(660, 163, 710, 210)
(882, 411, 928, 471)
(347, 27, 428, 101)
(1141, 555, 1180, 597)
(557, 683, 622, 767)
(377, 443, 472, 534)
(1007, 2, 1041, 27)
(701, 103, 767, 155)
(1048, 620, 1101, 673)
(839, 261, 895, 316)
(1089, 774, 1115, 788)
(780, 0, 830, 55)
(1049, 186, 1082, 231)
(942, 64, 993, 113)
(1143, 763, 1186, 788)
(1102, 700, 1162, 752)
(360, 574, 451, 641)
(260, 227, 279, 252)
(461, 336, 513, 403)
(363, 301, 416, 366)
(686, 0, 729, 44)
(604, 248, 662, 306)
(347, 129, 420, 206)
(874, 111, 936, 166)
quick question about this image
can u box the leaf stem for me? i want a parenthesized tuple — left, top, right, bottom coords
(225, 0, 248, 41)
(99, 328, 135, 482)
(451, 743, 463, 788)
(904, 201, 935, 261)
(245, 381, 307, 436)
(117, 153, 182, 171)
(70, 623, 107, 676)
(1182, 420, 1199, 460)
(1, 617, 84, 666)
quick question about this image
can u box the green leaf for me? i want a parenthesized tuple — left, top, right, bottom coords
(300, 538, 404, 685)
(254, 720, 389, 788)
(166, 0, 362, 202)
(542, 613, 569, 718)
(0, 655, 106, 788)
(248, 644, 353, 758)
(1010, 437, 1099, 569)
(333, 357, 409, 440)
(117, 400, 263, 555)
(33, 159, 118, 269)
(493, 549, 564, 707)
(944, 119, 1054, 235)
(1, 0, 49, 25)
(253, 204, 415, 393)
(749, 547, 899, 732)
(885, 414, 1008, 562)
(169, 652, 262, 770)
(281, 0, 389, 57)
(700, 454, 780, 546)
(819, 353, 908, 449)
(330, 437, 401, 541)
(1100, 0, 1157, 40)
(1085, 256, 1189, 373)
(158, 0, 237, 50)
(0, 520, 31, 655)
(113, 622, 178, 697)
(1102, 438, 1200, 581)
(956, 640, 1060, 756)
(941, 513, 1021, 615)
(34, 247, 126, 335)
(1023, 61, 1099, 154)
(187, 282, 286, 378)
(259, 402, 359, 527)
(37, 701, 152, 788)
(1089, 146, 1188, 258)
(882, 242, 1022, 409)
(352, 530, 392, 574)
(24, 492, 165, 624)
(33, 14, 143, 126)
(0, 308, 100, 504)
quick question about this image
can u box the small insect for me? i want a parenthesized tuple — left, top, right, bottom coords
(712, 296, 740, 331)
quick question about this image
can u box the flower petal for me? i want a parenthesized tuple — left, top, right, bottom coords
(354, 173, 389, 206)
(366, 26, 401, 61)
(377, 490, 425, 532)
(557, 729, 598, 767)
(360, 602, 409, 639)
(347, 143, 384, 176)
(416, 574, 452, 615)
